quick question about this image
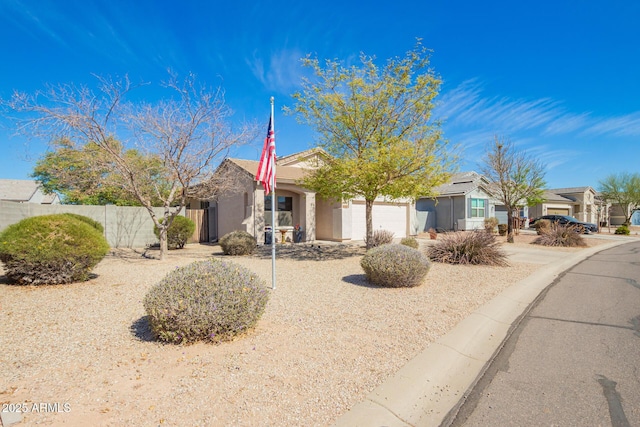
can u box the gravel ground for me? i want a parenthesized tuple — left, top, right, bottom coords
(0, 234, 609, 426)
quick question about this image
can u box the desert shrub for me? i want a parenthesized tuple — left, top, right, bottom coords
(62, 213, 104, 233)
(0, 214, 109, 285)
(533, 219, 552, 235)
(497, 224, 508, 236)
(366, 229, 395, 248)
(427, 231, 508, 266)
(614, 225, 630, 235)
(400, 236, 419, 249)
(360, 244, 431, 287)
(219, 230, 257, 255)
(484, 217, 499, 233)
(143, 258, 269, 344)
(153, 215, 196, 249)
(533, 224, 587, 247)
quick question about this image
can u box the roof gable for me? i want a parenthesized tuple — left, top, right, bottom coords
(0, 179, 40, 202)
(433, 171, 488, 196)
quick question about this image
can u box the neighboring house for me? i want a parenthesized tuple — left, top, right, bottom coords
(199, 149, 415, 243)
(607, 202, 639, 226)
(529, 187, 601, 225)
(415, 171, 508, 232)
(0, 179, 60, 204)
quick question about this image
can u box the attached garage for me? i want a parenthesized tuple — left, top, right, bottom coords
(547, 207, 570, 215)
(350, 201, 409, 240)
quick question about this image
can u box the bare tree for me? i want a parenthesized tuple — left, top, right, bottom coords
(480, 136, 546, 243)
(6, 73, 256, 259)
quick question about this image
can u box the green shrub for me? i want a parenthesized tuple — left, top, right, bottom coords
(427, 231, 508, 266)
(533, 224, 587, 247)
(366, 229, 395, 248)
(614, 225, 630, 235)
(534, 219, 551, 235)
(219, 230, 257, 255)
(360, 244, 431, 287)
(0, 214, 109, 285)
(154, 215, 196, 250)
(400, 236, 419, 249)
(484, 217, 499, 233)
(62, 213, 104, 233)
(143, 258, 269, 344)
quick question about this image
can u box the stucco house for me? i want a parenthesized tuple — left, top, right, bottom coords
(528, 186, 603, 225)
(415, 171, 508, 232)
(201, 149, 416, 244)
(0, 179, 60, 204)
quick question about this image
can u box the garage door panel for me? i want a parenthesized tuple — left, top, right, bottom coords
(547, 208, 570, 215)
(351, 203, 407, 239)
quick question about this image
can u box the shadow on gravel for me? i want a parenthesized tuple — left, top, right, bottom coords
(253, 243, 365, 261)
(342, 274, 380, 288)
(130, 316, 156, 342)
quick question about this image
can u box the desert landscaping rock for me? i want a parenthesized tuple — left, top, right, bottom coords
(0, 235, 609, 426)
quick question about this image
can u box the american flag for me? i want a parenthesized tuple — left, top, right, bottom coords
(256, 114, 276, 194)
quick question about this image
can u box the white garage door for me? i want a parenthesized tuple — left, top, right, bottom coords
(351, 202, 408, 240)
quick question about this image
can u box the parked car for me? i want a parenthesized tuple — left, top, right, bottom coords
(529, 215, 598, 233)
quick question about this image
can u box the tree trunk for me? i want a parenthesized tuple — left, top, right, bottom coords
(158, 226, 168, 260)
(365, 199, 374, 249)
(506, 210, 514, 243)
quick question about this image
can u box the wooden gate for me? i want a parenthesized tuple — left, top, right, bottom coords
(185, 209, 209, 243)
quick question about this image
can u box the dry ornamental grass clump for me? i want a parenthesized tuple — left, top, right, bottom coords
(427, 231, 508, 266)
(366, 229, 395, 248)
(533, 224, 587, 247)
(143, 258, 269, 344)
(360, 243, 431, 287)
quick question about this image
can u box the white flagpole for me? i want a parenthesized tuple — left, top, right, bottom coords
(270, 96, 276, 290)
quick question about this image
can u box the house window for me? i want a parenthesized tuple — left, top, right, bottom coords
(471, 198, 485, 218)
(265, 196, 293, 227)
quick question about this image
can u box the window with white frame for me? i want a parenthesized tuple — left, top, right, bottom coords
(471, 198, 485, 218)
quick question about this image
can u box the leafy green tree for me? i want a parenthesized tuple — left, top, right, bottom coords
(598, 172, 640, 226)
(6, 73, 255, 260)
(32, 138, 166, 206)
(287, 41, 456, 247)
(480, 136, 546, 243)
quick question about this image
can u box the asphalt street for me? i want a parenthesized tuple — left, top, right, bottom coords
(447, 240, 640, 427)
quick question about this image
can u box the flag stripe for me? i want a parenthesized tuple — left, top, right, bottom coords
(256, 115, 276, 194)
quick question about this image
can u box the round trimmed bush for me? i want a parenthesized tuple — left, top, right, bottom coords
(360, 244, 431, 287)
(143, 258, 269, 344)
(400, 236, 419, 249)
(0, 214, 110, 285)
(153, 215, 196, 249)
(219, 230, 257, 255)
(615, 225, 630, 235)
(62, 213, 104, 233)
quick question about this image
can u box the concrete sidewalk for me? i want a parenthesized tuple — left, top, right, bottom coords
(333, 235, 636, 427)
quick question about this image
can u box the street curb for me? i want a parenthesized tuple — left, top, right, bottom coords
(332, 240, 629, 427)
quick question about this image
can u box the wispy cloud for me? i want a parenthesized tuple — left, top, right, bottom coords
(247, 49, 305, 95)
(437, 79, 567, 134)
(583, 112, 640, 137)
(438, 78, 640, 141)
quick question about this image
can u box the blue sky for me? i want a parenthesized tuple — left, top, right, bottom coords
(1, 0, 639, 189)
